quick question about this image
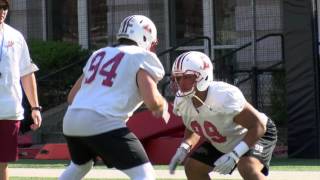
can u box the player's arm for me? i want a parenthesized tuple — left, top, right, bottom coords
(182, 128, 201, 149)
(67, 74, 84, 105)
(168, 128, 200, 174)
(137, 68, 166, 115)
(213, 101, 267, 174)
(233, 102, 267, 147)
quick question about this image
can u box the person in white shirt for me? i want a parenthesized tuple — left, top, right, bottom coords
(59, 15, 169, 180)
(0, 1, 42, 180)
(168, 51, 277, 180)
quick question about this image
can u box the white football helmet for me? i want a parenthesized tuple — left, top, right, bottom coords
(117, 15, 158, 52)
(172, 51, 213, 97)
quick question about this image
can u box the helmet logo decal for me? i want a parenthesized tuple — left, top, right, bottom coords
(200, 56, 210, 70)
(201, 62, 210, 70)
(143, 25, 152, 33)
(120, 16, 134, 34)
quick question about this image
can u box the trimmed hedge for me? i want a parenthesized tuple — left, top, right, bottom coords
(27, 40, 91, 110)
(28, 40, 90, 77)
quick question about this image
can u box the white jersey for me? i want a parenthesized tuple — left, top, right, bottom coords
(64, 45, 164, 136)
(0, 24, 38, 120)
(173, 81, 268, 153)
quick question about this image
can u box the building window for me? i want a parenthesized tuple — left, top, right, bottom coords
(214, 0, 236, 45)
(46, 0, 78, 43)
(170, 0, 203, 45)
(88, 0, 108, 49)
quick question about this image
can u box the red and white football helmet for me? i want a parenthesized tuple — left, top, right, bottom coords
(172, 51, 213, 97)
(117, 15, 158, 52)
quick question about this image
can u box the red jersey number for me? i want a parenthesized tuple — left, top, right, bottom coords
(85, 51, 105, 84)
(190, 120, 226, 143)
(85, 52, 124, 87)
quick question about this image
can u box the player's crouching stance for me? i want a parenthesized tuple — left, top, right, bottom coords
(168, 51, 277, 180)
(59, 15, 169, 180)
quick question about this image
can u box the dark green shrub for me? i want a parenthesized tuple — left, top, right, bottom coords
(28, 40, 90, 76)
(28, 40, 91, 110)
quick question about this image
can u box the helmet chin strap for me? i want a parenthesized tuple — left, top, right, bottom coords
(177, 89, 213, 112)
(176, 88, 195, 98)
(191, 94, 213, 111)
(175, 81, 214, 112)
(190, 85, 215, 112)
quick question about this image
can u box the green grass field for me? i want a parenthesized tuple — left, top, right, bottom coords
(11, 179, 188, 180)
(8, 158, 320, 180)
(270, 157, 320, 171)
(10, 179, 184, 180)
(9, 157, 320, 171)
(10, 177, 181, 180)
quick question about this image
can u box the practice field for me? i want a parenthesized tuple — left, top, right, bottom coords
(8, 158, 320, 180)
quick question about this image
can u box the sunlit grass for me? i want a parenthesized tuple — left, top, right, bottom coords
(270, 157, 320, 171)
(11, 179, 189, 180)
(9, 158, 320, 180)
(9, 158, 320, 171)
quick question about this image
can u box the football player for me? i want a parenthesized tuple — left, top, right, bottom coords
(169, 51, 277, 180)
(59, 15, 168, 180)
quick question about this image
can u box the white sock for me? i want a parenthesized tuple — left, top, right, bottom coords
(59, 160, 93, 180)
(122, 162, 156, 180)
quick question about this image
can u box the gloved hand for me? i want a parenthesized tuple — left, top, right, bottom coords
(213, 141, 249, 175)
(168, 142, 191, 174)
(213, 151, 238, 174)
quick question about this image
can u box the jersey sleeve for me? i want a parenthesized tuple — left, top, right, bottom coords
(138, 52, 165, 82)
(217, 85, 246, 115)
(19, 34, 39, 76)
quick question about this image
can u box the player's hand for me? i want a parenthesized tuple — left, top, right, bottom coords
(214, 141, 249, 175)
(30, 110, 42, 131)
(169, 142, 191, 174)
(152, 100, 170, 124)
(161, 100, 170, 123)
(213, 151, 238, 175)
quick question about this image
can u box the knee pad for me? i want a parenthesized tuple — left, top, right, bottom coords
(122, 162, 156, 180)
(59, 160, 93, 180)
